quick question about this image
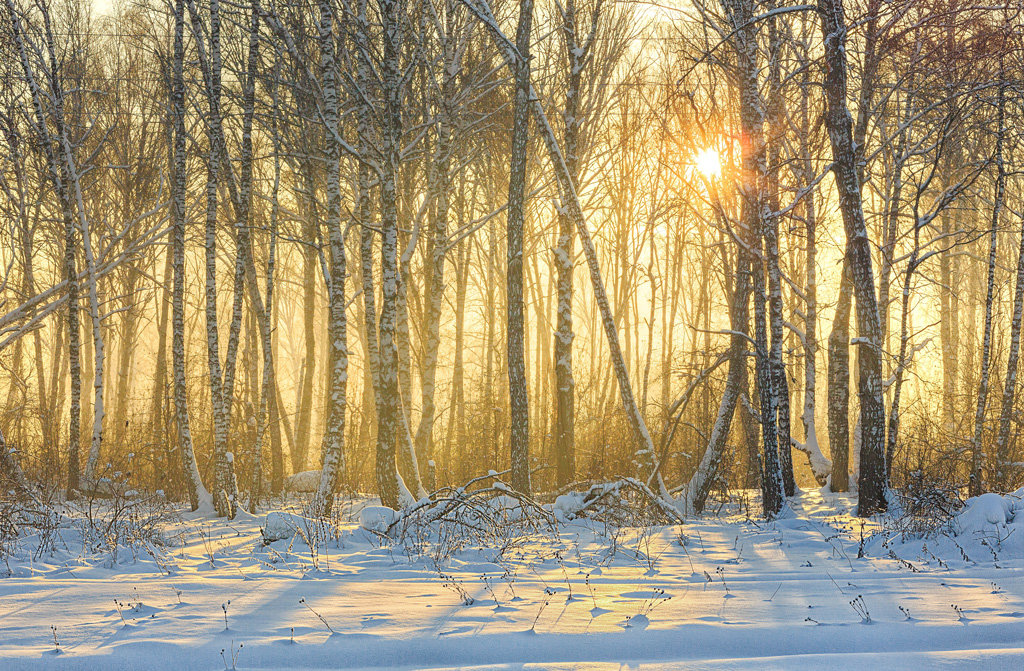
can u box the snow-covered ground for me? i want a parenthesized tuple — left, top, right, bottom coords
(2, 488, 1024, 670)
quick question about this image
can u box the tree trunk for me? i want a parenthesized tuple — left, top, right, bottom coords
(375, 0, 408, 508)
(971, 65, 1005, 497)
(184, 0, 238, 516)
(680, 243, 752, 513)
(5, 0, 86, 497)
(794, 77, 830, 484)
(995, 192, 1024, 491)
(818, 0, 887, 515)
(506, 0, 534, 494)
(170, 0, 207, 508)
(295, 162, 319, 473)
(828, 259, 852, 492)
(311, 0, 349, 516)
(766, 8, 794, 497)
(413, 29, 456, 485)
(552, 0, 587, 488)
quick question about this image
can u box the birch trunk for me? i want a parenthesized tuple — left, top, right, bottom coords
(41, 4, 105, 492)
(444, 221, 468, 480)
(171, 0, 208, 509)
(828, 260, 852, 491)
(354, 0, 379, 448)
(552, 0, 587, 488)
(818, 0, 887, 515)
(938, 22, 961, 428)
(794, 75, 829, 484)
(395, 232, 423, 496)
(991, 54, 1019, 490)
(939, 206, 959, 426)
(5, 0, 85, 497)
(971, 66, 1005, 497)
(266, 58, 284, 495)
(296, 161, 319, 473)
(311, 0, 349, 516)
(375, 0, 407, 509)
(66, 217, 82, 497)
(506, 0, 534, 494)
(240, 0, 281, 507)
(886, 223, 921, 476)
(753, 241, 785, 516)
(995, 196, 1024, 490)
(680, 243, 752, 513)
(185, 0, 238, 516)
(824, 0, 880, 496)
(719, 0, 786, 516)
(765, 8, 794, 497)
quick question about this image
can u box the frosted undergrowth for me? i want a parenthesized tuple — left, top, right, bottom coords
(872, 487, 1024, 570)
(1, 491, 177, 576)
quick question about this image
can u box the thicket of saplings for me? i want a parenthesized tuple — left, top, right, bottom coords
(0, 374, 983, 577)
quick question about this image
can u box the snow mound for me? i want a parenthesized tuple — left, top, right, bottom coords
(867, 487, 1024, 564)
(954, 490, 1024, 537)
(262, 511, 306, 542)
(284, 470, 321, 493)
(359, 505, 397, 534)
(553, 492, 584, 521)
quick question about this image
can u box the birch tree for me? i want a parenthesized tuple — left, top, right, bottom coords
(311, 0, 350, 516)
(376, 0, 412, 508)
(170, 0, 209, 510)
(505, 0, 534, 494)
(5, 0, 87, 497)
(818, 0, 888, 515)
(970, 48, 1006, 498)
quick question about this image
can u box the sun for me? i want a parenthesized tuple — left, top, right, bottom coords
(694, 147, 722, 179)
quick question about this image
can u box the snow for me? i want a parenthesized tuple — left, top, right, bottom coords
(553, 492, 585, 520)
(261, 511, 321, 542)
(876, 487, 1024, 564)
(357, 505, 397, 533)
(2, 489, 1024, 669)
(956, 492, 1017, 531)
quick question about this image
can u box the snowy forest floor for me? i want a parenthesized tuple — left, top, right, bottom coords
(2, 488, 1024, 670)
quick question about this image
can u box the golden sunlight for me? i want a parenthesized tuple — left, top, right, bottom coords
(694, 147, 722, 178)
